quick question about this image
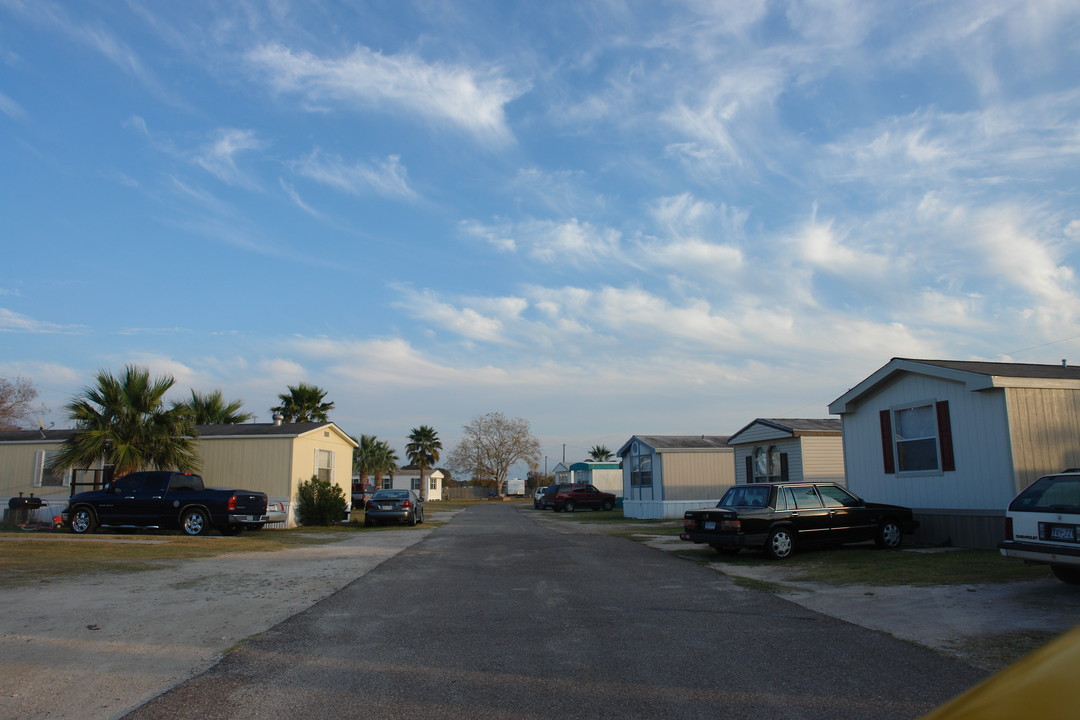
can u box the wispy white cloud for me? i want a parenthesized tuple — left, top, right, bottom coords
(0, 90, 26, 120)
(290, 150, 417, 201)
(0, 308, 85, 334)
(246, 42, 524, 144)
(462, 217, 622, 265)
(193, 128, 264, 189)
(1, 0, 174, 101)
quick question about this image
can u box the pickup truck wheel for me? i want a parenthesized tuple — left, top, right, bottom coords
(875, 520, 903, 549)
(181, 508, 210, 536)
(765, 528, 795, 560)
(601, 499, 615, 511)
(409, 510, 418, 526)
(69, 507, 96, 535)
(1051, 566, 1080, 584)
(563, 500, 576, 513)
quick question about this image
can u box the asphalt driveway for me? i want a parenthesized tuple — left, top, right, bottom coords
(124, 503, 986, 720)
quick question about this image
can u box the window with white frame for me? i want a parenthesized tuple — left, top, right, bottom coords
(630, 443, 653, 486)
(34, 450, 70, 487)
(750, 446, 784, 483)
(315, 450, 334, 483)
(893, 404, 939, 472)
(429, 475, 437, 490)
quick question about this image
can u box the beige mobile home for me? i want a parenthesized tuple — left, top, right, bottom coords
(0, 422, 357, 528)
(618, 435, 734, 519)
(727, 418, 844, 485)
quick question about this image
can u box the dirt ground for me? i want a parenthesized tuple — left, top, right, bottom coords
(639, 532, 1080, 670)
(3, 508, 1079, 720)
(0, 528, 430, 720)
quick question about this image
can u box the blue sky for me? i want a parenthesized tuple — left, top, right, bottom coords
(3, 0, 1079, 472)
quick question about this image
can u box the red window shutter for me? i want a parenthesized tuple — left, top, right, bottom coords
(936, 400, 955, 472)
(879, 410, 895, 474)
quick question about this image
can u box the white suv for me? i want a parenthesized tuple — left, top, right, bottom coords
(1000, 471, 1080, 584)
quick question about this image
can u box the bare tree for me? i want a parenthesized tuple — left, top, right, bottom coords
(0, 376, 47, 430)
(448, 412, 541, 497)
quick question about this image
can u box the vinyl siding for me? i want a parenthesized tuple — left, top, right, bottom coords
(800, 435, 845, 483)
(197, 437, 295, 499)
(0, 440, 69, 502)
(659, 451, 735, 501)
(1004, 387, 1080, 494)
(840, 373, 1014, 510)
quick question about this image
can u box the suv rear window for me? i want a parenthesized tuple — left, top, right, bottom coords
(1010, 475, 1080, 513)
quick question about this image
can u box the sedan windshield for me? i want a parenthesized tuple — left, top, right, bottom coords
(719, 485, 770, 508)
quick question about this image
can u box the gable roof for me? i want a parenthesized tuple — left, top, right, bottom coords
(727, 418, 841, 445)
(829, 358, 1080, 414)
(0, 428, 79, 444)
(617, 435, 731, 457)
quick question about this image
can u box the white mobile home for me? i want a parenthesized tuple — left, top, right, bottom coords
(829, 358, 1080, 548)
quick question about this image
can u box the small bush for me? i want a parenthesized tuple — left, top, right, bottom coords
(295, 475, 347, 526)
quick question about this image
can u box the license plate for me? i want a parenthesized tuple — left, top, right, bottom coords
(704, 521, 716, 530)
(379, 505, 392, 511)
(1050, 525, 1076, 541)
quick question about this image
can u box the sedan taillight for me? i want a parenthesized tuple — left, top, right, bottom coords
(684, 519, 698, 531)
(402, 500, 412, 508)
(719, 520, 741, 532)
(365, 500, 375, 510)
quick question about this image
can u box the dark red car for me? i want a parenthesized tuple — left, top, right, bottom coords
(544, 483, 616, 513)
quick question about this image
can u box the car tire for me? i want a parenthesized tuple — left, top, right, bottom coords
(181, 508, 210, 536)
(69, 506, 97, 535)
(601, 499, 615, 511)
(765, 528, 795, 560)
(1051, 566, 1080, 584)
(409, 510, 418, 527)
(875, 519, 903, 549)
(563, 500, 576, 513)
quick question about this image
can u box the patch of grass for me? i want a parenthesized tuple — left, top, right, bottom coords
(0, 527, 359, 588)
(700, 545, 1052, 586)
(952, 629, 1062, 671)
(731, 576, 799, 594)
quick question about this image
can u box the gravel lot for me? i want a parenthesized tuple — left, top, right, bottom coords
(0, 527, 431, 720)
(3, 506, 1078, 719)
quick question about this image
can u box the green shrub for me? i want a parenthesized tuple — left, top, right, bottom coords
(295, 475, 347, 526)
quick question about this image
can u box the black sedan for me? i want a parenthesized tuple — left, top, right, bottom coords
(680, 482, 918, 559)
(364, 489, 424, 527)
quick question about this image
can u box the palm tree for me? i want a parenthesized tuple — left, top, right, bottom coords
(173, 389, 253, 425)
(371, 440, 399, 490)
(47, 365, 200, 478)
(270, 382, 334, 423)
(406, 425, 441, 502)
(353, 434, 379, 489)
(588, 444, 614, 461)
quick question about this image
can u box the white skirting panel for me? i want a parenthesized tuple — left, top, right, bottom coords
(623, 498, 722, 520)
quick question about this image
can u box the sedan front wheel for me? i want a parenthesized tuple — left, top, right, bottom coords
(875, 520, 903, 549)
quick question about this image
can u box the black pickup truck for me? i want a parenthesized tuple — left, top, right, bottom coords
(63, 471, 269, 536)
